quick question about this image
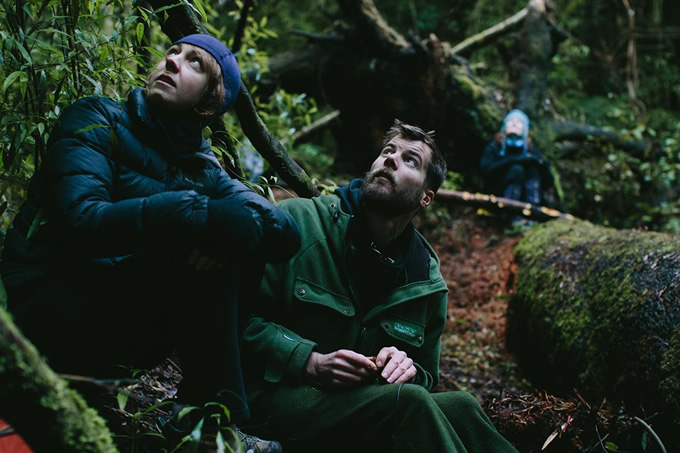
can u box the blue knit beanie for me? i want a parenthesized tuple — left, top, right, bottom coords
(174, 34, 241, 113)
(501, 109, 530, 140)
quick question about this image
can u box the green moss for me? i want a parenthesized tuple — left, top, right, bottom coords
(510, 218, 680, 410)
(0, 307, 118, 452)
(659, 326, 680, 410)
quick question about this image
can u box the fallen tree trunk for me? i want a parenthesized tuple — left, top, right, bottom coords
(507, 219, 680, 417)
(435, 189, 574, 221)
(549, 120, 652, 156)
(0, 307, 118, 452)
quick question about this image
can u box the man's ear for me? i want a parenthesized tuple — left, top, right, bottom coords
(421, 189, 435, 208)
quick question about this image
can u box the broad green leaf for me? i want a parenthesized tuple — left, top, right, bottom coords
(2, 71, 27, 95)
(605, 441, 619, 451)
(188, 0, 207, 21)
(17, 42, 33, 65)
(136, 22, 144, 45)
(117, 391, 129, 411)
(215, 430, 226, 453)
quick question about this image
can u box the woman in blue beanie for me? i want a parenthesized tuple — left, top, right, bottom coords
(480, 109, 549, 221)
(1, 34, 297, 451)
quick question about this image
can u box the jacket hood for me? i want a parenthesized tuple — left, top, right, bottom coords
(501, 109, 530, 140)
(335, 178, 364, 215)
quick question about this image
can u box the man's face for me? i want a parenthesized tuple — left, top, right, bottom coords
(146, 44, 211, 111)
(504, 117, 525, 137)
(361, 135, 434, 217)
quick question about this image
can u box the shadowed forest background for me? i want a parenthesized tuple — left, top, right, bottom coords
(0, 0, 679, 452)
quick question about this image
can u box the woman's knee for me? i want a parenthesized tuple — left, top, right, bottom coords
(504, 164, 525, 184)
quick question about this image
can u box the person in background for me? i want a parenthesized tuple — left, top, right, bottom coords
(0, 33, 297, 452)
(480, 109, 549, 224)
(241, 119, 521, 452)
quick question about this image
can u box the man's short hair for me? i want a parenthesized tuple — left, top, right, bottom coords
(383, 119, 447, 193)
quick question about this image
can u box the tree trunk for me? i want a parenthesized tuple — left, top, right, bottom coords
(0, 307, 118, 452)
(513, 0, 553, 118)
(507, 218, 680, 417)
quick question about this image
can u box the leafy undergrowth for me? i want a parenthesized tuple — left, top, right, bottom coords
(88, 205, 673, 453)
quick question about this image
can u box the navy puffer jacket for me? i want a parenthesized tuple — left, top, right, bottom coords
(2, 88, 300, 295)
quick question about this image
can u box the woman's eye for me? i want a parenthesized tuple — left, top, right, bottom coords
(190, 58, 203, 69)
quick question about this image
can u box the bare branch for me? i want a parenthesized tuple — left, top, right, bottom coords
(282, 110, 341, 147)
(435, 189, 575, 221)
(450, 7, 529, 56)
(231, 0, 254, 54)
(233, 82, 320, 198)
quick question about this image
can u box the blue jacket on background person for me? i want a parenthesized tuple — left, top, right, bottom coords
(479, 109, 550, 206)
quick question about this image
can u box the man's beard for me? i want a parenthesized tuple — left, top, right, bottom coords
(361, 170, 423, 217)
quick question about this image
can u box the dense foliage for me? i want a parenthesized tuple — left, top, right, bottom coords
(0, 0, 323, 229)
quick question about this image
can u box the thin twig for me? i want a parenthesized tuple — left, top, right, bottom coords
(633, 416, 668, 453)
(594, 425, 609, 453)
(58, 373, 138, 389)
(289, 29, 343, 42)
(231, 0, 253, 54)
(281, 110, 341, 147)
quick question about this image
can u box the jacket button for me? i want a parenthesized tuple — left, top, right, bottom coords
(384, 322, 391, 328)
(344, 309, 351, 315)
(298, 289, 306, 296)
(417, 336, 423, 342)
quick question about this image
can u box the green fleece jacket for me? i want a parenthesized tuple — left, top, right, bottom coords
(242, 180, 448, 396)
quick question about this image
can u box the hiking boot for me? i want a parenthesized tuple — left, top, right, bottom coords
(235, 426, 283, 453)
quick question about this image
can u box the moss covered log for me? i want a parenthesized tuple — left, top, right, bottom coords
(507, 218, 680, 414)
(0, 307, 117, 452)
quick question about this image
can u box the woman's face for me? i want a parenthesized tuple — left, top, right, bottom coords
(146, 44, 211, 111)
(504, 117, 525, 137)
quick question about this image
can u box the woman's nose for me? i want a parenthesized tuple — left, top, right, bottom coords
(165, 54, 180, 72)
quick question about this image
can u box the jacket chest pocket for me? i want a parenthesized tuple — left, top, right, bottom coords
(292, 277, 357, 351)
(379, 317, 425, 348)
(293, 277, 355, 316)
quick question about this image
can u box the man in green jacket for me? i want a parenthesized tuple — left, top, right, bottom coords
(242, 119, 520, 452)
